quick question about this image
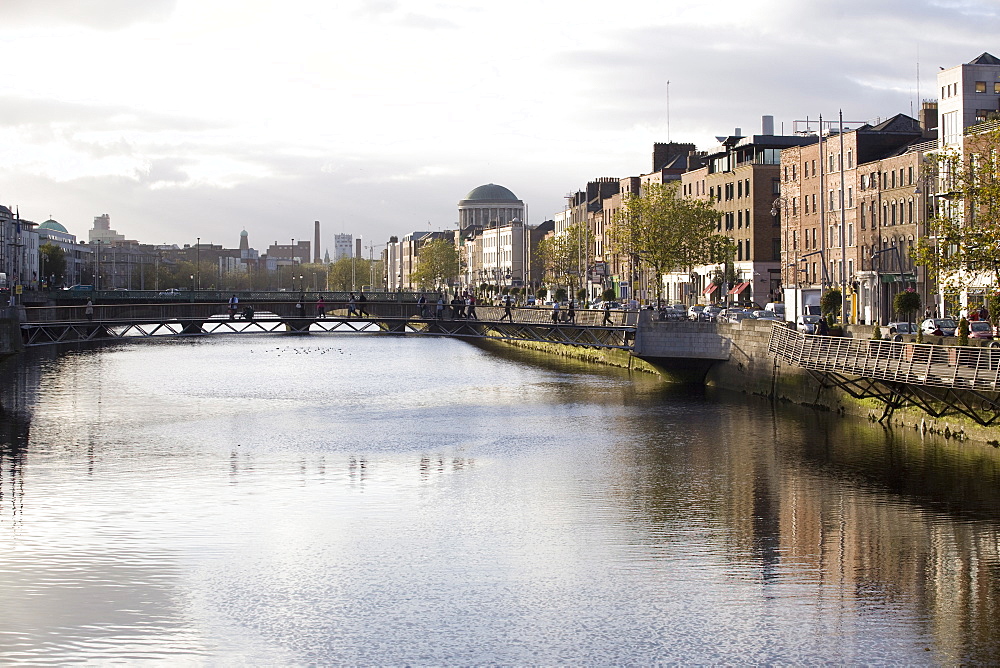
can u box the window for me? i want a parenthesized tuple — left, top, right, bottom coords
(908, 166, 913, 185)
(792, 197, 798, 216)
(871, 202, 878, 227)
(811, 193, 816, 213)
(829, 190, 835, 210)
(792, 164, 797, 180)
(995, 82, 1000, 94)
(746, 209, 751, 229)
(848, 187, 853, 208)
(772, 239, 780, 261)
(847, 150, 853, 169)
(784, 166, 788, 181)
(811, 159, 816, 176)
(891, 170, 896, 188)
(737, 242, 743, 261)
(829, 154, 835, 172)
(891, 201, 897, 225)
(848, 221, 854, 247)
(737, 180, 742, 199)
(746, 178, 750, 195)
(861, 204, 866, 229)
(976, 81, 987, 93)
(772, 178, 780, 195)
(883, 172, 888, 189)
(738, 210, 743, 229)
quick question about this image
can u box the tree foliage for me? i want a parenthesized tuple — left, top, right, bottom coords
(608, 182, 725, 299)
(914, 126, 1000, 293)
(536, 222, 589, 289)
(39, 243, 66, 285)
(820, 288, 842, 317)
(411, 239, 460, 290)
(893, 289, 921, 322)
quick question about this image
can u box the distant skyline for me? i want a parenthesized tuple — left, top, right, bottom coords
(1, 0, 998, 252)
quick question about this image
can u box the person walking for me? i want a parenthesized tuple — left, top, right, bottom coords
(602, 300, 613, 325)
(228, 294, 239, 320)
(316, 296, 326, 318)
(500, 295, 513, 322)
(466, 294, 478, 320)
(436, 297, 444, 319)
(348, 293, 357, 316)
(551, 300, 560, 324)
(418, 294, 428, 318)
(85, 298, 94, 321)
(357, 292, 368, 316)
(294, 300, 304, 318)
(567, 299, 575, 324)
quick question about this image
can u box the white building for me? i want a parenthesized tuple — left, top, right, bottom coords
(333, 233, 354, 262)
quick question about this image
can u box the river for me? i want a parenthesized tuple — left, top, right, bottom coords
(1, 334, 998, 664)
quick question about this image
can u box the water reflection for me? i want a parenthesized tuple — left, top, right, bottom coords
(0, 336, 997, 663)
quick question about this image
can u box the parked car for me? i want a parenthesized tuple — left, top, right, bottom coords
(752, 310, 782, 321)
(702, 305, 723, 321)
(969, 321, 995, 339)
(796, 315, 822, 334)
(764, 302, 785, 318)
(883, 322, 917, 339)
(920, 318, 958, 336)
(688, 305, 705, 321)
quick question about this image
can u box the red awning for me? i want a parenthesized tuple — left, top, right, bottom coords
(728, 281, 750, 295)
(703, 284, 718, 296)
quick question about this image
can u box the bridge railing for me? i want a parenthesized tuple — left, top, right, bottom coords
(22, 301, 636, 327)
(768, 322, 1000, 391)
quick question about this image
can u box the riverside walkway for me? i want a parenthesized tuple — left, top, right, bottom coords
(768, 322, 1000, 426)
(18, 301, 636, 351)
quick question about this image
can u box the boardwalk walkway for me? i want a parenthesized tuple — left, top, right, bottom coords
(768, 323, 1000, 426)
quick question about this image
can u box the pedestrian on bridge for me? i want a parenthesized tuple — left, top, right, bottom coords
(467, 295, 478, 320)
(500, 295, 513, 322)
(602, 301, 612, 325)
(294, 301, 304, 318)
(436, 297, 444, 319)
(316, 297, 326, 318)
(348, 293, 357, 316)
(85, 298, 94, 321)
(357, 292, 368, 316)
(228, 294, 239, 320)
(551, 301, 560, 324)
(418, 294, 428, 318)
(567, 299, 575, 324)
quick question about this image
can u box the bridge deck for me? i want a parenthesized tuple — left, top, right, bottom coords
(18, 302, 636, 351)
(768, 322, 1000, 392)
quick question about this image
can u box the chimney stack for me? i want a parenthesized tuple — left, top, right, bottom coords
(314, 220, 321, 263)
(762, 115, 774, 135)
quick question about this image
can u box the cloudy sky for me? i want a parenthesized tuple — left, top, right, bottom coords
(0, 0, 997, 255)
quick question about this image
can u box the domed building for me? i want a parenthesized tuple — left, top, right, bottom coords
(458, 183, 524, 231)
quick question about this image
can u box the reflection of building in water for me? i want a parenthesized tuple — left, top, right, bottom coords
(0, 414, 30, 521)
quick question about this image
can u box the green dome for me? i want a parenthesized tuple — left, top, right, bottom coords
(39, 219, 68, 233)
(463, 183, 519, 202)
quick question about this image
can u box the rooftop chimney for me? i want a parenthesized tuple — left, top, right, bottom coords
(762, 115, 774, 135)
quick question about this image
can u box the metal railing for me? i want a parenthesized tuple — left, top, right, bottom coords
(768, 323, 1000, 392)
(22, 301, 636, 327)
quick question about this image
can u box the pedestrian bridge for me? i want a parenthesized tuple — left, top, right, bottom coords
(768, 322, 1000, 426)
(18, 301, 636, 351)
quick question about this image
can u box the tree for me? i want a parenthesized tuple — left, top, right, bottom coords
(893, 289, 921, 323)
(411, 239, 460, 290)
(39, 243, 66, 286)
(608, 182, 723, 301)
(821, 288, 842, 323)
(536, 222, 589, 291)
(915, 126, 1000, 297)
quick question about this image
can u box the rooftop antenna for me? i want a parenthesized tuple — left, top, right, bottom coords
(666, 80, 671, 142)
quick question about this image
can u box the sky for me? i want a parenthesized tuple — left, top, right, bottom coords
(1, 0, 998, 256)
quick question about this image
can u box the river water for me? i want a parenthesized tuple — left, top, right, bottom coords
(0, 334, 999, 665)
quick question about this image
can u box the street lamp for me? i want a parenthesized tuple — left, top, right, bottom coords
(196, 237, 200, 291)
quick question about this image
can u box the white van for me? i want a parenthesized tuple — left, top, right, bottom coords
(764, 302, 785, 318)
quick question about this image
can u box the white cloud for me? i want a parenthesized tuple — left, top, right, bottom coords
(0, 0, 998, 251)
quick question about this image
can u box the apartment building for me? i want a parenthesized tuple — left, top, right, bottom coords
(680, 126, 816, 306)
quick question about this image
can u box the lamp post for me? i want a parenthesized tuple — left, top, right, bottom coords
(196, 237, 200, 291)
(189, 274, 195, 302)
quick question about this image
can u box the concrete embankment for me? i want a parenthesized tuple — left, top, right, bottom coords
(499, 314, 1000, 445)
(0, 308, 24, 361)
